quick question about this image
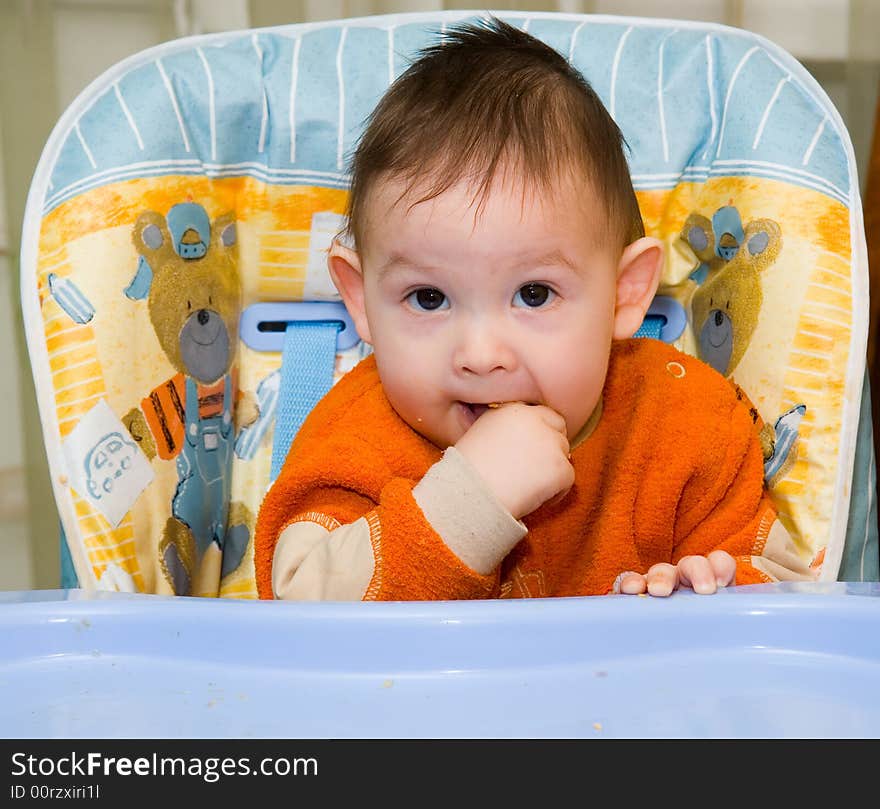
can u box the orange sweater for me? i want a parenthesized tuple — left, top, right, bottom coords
(255, 339, 778, 600)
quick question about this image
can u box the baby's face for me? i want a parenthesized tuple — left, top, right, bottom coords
(356, 174, 621, 449)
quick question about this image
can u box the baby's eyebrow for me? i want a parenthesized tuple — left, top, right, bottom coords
(376, 249, 580, 277)
(376, 253, 438, 278)
(515, 249, 580, 273)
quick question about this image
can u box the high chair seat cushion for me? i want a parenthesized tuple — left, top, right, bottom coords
(20, 11, 873, 594)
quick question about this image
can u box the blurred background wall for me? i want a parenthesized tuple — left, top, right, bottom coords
(2, 0, 878, 589)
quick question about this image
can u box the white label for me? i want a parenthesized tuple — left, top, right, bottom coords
(62, 399, 154, 527)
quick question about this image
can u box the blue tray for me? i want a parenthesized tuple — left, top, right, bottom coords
(1, 582, 879, 738)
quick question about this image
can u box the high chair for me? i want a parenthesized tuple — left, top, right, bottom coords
(9, 8, 880, 739)
(20, 8, 876, 594)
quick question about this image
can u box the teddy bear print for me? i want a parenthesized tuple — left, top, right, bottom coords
(681, 205, 802, 486)
(682, 206, 782, 378)
(123, 201, 259, 596)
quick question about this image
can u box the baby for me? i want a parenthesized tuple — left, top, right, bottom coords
(254, 17, 813, 600)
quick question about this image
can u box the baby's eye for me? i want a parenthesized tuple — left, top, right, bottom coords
(513, 283, 555, 308)
(406, 287, 448, 311)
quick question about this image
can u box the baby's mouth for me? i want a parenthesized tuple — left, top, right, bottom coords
(458, 401, 503, 420)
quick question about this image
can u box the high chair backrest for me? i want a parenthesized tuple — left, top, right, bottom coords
(21, 10, 874, 595)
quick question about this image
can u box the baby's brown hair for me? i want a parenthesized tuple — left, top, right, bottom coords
(344, 16, 645, 252)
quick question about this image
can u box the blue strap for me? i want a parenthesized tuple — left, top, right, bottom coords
(270, 321, 340, 482)
(633, 314, 665, 340)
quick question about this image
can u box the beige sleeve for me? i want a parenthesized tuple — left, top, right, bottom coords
(411, 446, 528, 575)
(272, 517, 376, 600)
(271, 447, 528, 600)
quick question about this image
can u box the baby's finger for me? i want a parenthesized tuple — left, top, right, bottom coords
(677, 555, 717, 594)
(617, 572, 648, 595)
(543, 472, 574, 510)
(645, 562, 679, 597)
(707, 549, 737, 587)
(530, 404, 568, 436)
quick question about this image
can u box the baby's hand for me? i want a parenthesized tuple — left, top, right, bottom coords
(454, 402, 573, 519)
(616, 550, 737, 597)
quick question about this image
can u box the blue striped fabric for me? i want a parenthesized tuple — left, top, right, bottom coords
(43, 13, 850, 214)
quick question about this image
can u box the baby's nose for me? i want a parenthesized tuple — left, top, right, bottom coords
(454, 321, 516, 375)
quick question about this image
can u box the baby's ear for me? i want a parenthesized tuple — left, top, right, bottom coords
(613, 236, 664, 340)
(327, 240, 372, 345)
